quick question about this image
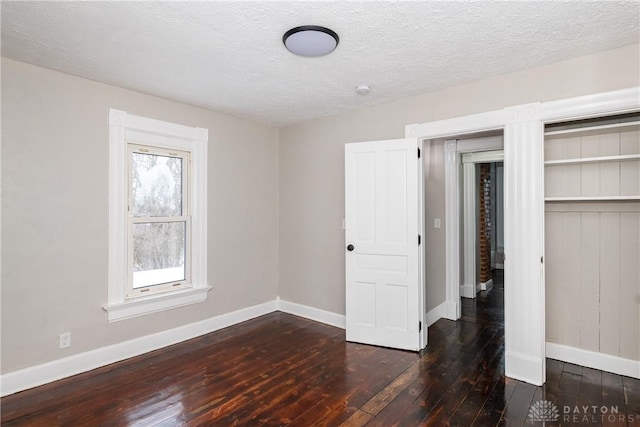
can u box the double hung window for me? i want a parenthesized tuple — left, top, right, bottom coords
(106, 109, 209, 321)
(128, 145, 190, 297)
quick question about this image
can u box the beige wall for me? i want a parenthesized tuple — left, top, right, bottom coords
(1, 58, 280, 372)
(278, 44, 640, 315)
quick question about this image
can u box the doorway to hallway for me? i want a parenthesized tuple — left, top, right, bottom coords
(461, 152, 504, 300)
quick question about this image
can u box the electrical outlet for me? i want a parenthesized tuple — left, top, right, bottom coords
(59, 332, 71, 349)
(434, 218, 441, 229)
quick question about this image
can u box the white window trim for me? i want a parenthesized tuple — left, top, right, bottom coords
(105, 109, 210, 321)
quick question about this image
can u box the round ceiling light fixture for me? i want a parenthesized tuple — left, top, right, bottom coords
(283, 25, 339, 57)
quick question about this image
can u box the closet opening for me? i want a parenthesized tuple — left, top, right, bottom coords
(544, 111, 639, 375)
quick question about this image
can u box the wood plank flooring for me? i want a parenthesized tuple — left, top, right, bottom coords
(2, 271, 639, 426)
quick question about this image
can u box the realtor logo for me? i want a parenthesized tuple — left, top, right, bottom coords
(528, 400, 560, 423)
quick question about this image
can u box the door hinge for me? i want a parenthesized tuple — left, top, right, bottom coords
(419, 321, 422, 332)
(541, 256, 544, 263)
(417, 147, 421, 158)
(418, 235, 421, 245)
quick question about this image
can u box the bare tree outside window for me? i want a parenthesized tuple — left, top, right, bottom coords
(132, 153, 183, 217)
(130, 151, 188, 289)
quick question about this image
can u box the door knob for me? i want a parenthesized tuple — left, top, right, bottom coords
(347, 244, 354, 251)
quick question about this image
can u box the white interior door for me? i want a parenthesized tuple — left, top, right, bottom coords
(345, 138, 423, 351)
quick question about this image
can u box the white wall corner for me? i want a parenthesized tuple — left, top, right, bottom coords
(277, 299, 346, 329)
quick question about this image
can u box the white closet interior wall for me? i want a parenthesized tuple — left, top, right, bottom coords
(544, 113, 640, 367)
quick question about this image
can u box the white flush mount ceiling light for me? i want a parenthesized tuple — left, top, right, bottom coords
(283, 26, 339, 57)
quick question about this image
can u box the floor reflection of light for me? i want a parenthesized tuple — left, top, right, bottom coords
(124, 388, 185, 426)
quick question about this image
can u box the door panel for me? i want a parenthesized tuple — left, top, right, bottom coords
(345, 138, 421, 351)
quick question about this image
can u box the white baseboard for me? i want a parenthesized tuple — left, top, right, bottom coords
(445, 300, 459, 321)
(480, 278, 493, 291)
(546, 342, 640, 379)
(425, 301, 448, 327)
(1, 298, 347, 397)
(1, 296, 404, 397)
(277, 298, 346, 329)
(1, 299, 278, 397)
(506, 350, 544, 386)
(461, 283, 476, 299)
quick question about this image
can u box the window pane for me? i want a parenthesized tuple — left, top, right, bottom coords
(132, 152, 183, 217)
(132, 222, 186, 289)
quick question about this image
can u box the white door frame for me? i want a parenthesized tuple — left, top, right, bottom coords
(461, 148, 504, 298)
(440, 136, 504, 319)
(418, 140, 427, 349)
(406, 87, 639, 386)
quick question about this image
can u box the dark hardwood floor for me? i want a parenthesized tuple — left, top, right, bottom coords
(2, 271, 639, 426)
(460, 269, 504, 328)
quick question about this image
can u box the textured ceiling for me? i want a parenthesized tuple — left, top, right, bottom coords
(2, 1, 639, 126)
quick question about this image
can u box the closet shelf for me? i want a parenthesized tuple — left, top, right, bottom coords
(544, 120, 640, 137)
(545, 196, 640, 202)
(544, 154, 640, 166)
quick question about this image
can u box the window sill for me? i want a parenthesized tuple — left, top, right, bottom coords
(103, 286, 212, 322)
